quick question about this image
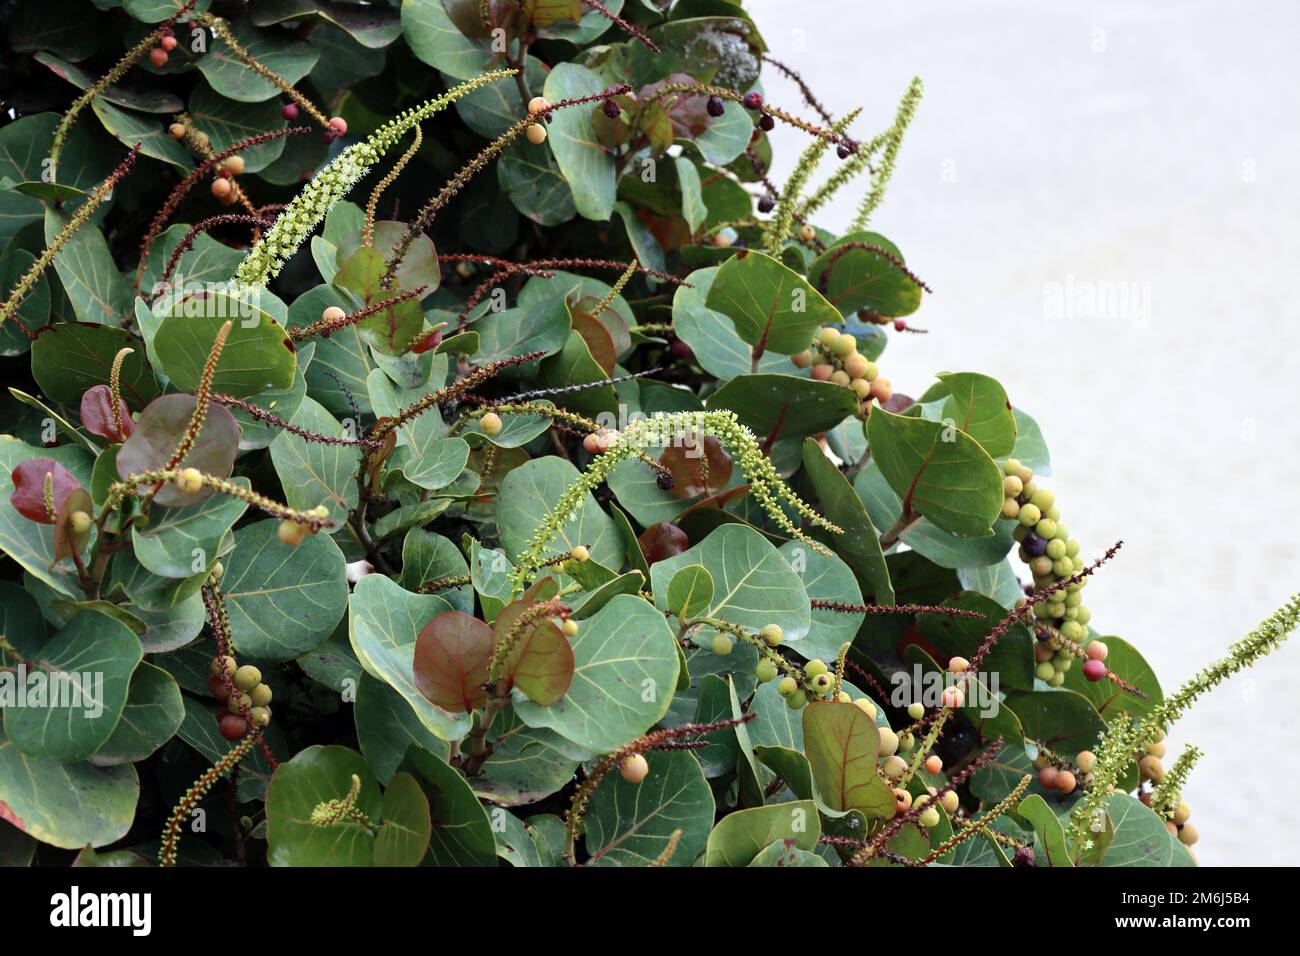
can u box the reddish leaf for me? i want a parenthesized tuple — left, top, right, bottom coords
(639, 73, 715, 140)
(80, 385, 134, 443)
(115, 394, 240, 507)
(9, 458, 82, 525)
(659, 435, 732, 500)
(569, 304, 619, 375)
(413, 610, 493, 714)
(638, 522, 689, 564)
(491, 593, 574, 705)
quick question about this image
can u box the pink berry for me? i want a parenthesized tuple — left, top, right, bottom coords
(282, 103, 300, 121)
(328, 116, 348, 135)
(1085, 640, 1109, 662)
(1083, 659, 1107, 682)
(149, 48, 169, 67)
(893, 319, 907, 331)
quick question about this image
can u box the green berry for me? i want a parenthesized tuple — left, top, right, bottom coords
(1052, 557, 1073, 577)
(1001, 498, 1020, 519)
(1049, 670, 1066, 687)
(1003, 475, 1023, 497)
(811, 672, 833, 693)
(1060, 620, 1084, 641)
(1065, 538, 1080, 557)
(919, 806, 941, 828)
(898, 732, 915, 752)
(1035, 518, 1057, 539)
(1053, 522, 1070, 540)
(877, 728, 899, 757)
(711, 634, 733, 656)
(1018, 503, 1041, 527)
(233, 665, 261, 693)
(854, 698, 877, 719)
(833, 334, 858, 357)
(249, 683, 272, 707)
(1029, 488, 1055, 511)
(756, 658, 779, 683)
(804, 659, 828, 679)
(1035, 661, 1055, 681)
(1002, 458, 1022, 477)
(759, 624, 784, 647)
(777, 676, 799, 698)
(1075, 605, 1092, 626)
(907, 702, 925, 721)
(785, 690, 808, 710)
(1046, 538, 1067, 559)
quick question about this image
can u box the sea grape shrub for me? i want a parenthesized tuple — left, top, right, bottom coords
(0, 0, 1290, 870)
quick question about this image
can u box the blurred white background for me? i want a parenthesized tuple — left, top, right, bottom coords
(748, 0, 1300, 864)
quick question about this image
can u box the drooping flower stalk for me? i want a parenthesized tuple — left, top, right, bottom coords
(159, 215, 273, 290)
(165, 321, 231, 471)
(159, 730, 259, 867)
(364, 125, 423, 248)
(1, 146, 141, 332)
(234, 70, 516, 290)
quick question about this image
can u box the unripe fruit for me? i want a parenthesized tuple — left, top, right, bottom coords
(907, 702, 925, 721)
(526, 123, 548, 144)
(582, 432, 602, 454)
(1046, 538, 1067, 559)
(791, 349, 813, 368)
(777, 676, 799, 698)
(278, 519, 307, 546)
(480, 412, 503, 436)
(853, 697, 876, 718)
(1145, 740, 1166, 758)
(1177, 823, 1198, 846)
(1035, 661, 1055, 681)
(227, 692, 252, 715)
(528, 96, 550, 115)
(211, 177, 232, 199)
(947, 656, 969, 675)
(861, 360, 879, 382)
(924, 755, 943, 774)
(1049, 670, 1066, 687)
(67, 510, 92, 534)
(176, 467, 204, 493)
(713, 231, 734, 247)
(150, 48, 169, 67)
(1001, 498, 1021, 519)
(210, 655, 236, 678)
(1038, 766, 1059, 789)
(620, 753, 649, 784)
(711, 634, 733, 656)
(877, 728, 899, 757)
(233, 665, 261, 692)
(1035, 518, 1057, 540)
(830, 369, 850, 386)
(881, 755, 907, 779)
(833, 334, 857, 357)
(898, 731, 915, 752)
(818, 326, 841, 346)
(250, 706, 272, 726)
(219, 714, 248, 740)
(940, 790, 959, 814)
(844, 354, 870, 378)
(804, 659, 828, 679)
(893, 787, 912, 812)
(1138, 756, 1165, 782)
(756, 658, 778, 683)
(250, 683, 273, 707)
(1018, 503, 1041, 527)
(785, 690, 807, 710)
(169, 122, 187, 140)
(1003, 475, 1023, 497)
(850, 378, 871, 398)
(1085, 640, 1108, 662)
(562, 619, 579, 638)
(1002, 458, 1022, 476)
(798, 224, 816, 242)
(810, 363, 835, 382)
(1172, 802, 1191, 826)
(1076, 750, 1096, 773)
(810, 672, 833, 693)
(223, 155, 245, 176)
(1029, 488, 1055, 511)
(919, 806, 940, 828)
(759, 624, 783, 646)
(940, 686, 964, 709)
(1083, 659, 1106, 682)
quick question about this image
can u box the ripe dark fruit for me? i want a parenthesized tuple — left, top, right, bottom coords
(836, 144, 850, 159)
(1013, 847, 1036, 867)
(219, 714, 248, 741)
(282, 102, 300, 120)
(602, 99, 621, 119)
(706, 95, 725, 117)
(670, 339, 693, 361)
(742, 91, 763, 110)
(758, 112, 775, 131)
(1023, 533, 1048, 557)
(757, 196, 775, 214)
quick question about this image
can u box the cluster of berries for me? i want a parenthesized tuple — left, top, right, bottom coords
(1001, 458, 1096, 685)
(208, 655, 272, 740)
(791, 326, 892, 415)
(1033, 749, 1084, 796)
(148, 26, 178, 68)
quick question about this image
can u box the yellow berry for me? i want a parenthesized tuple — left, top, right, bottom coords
(569, 545, 589, 563)
(526, 123, 548, 145)
(250, 683, 273, 707)
(278, 520, 307, 547)
(168, 123, 186, 140)
(619, 753, 649, 784)
(528, 96, 550, 115)
(68, 510, 92, 534)
(562, 618, 579, 637)
(176, 468, 204, 494)
(480, 412, 503, 436)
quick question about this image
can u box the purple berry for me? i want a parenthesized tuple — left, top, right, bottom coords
(758, 112, 775, 131)
(836, 144, 850, 159)
(757, 196, 775, 214)
(602, 99, 621, 119)
(1013, 847, 1036, 867)
(742, 91, 763, 111)
(670, 339, 693, 361)
(1024, 533, 1048, 557)
(706, 95, 725, 118)
(1083, 659, 1107, 682)
(282, 103, 299, 121)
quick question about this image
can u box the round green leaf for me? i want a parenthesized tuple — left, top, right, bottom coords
(154, 291, 297, 398)
(89, 662, 184, 766)
(704, 249, 840, 356)
(266, 745, 380, 866)
(585, 750, 714, 866)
